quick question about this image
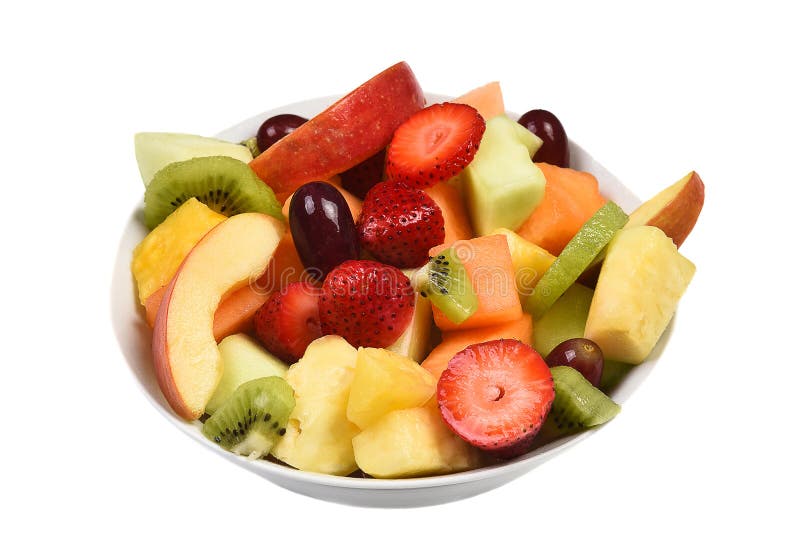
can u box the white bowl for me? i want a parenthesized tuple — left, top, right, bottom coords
(111, 94, 670, 508)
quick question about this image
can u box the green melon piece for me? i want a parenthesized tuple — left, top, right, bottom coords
(533, 283, 594, 357)
(135, 132, 253, 186)
(462, 115, 546, 235)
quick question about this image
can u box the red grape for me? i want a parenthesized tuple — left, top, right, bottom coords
(518, 109, 570, 167)
(256, 113, 307, 152)
(546, 338, 603, 387)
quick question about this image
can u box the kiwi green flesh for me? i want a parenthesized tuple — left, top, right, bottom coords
(202, 376, 295, 458)
(536, 366, 620, 444)
(419, 248, 478, 325)
(143, 155, 282, 229)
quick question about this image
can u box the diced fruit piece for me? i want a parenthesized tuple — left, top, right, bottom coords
(256, 114, 307, 153)
(250, 62, 425, 203)
(438, 339, 554, 458)
(386, 102, 486, 189)
(144, 156, 283, 230)
(517, 163, 608, 256)
(281, 176, 363, 223)
(422, 314, 533, 380)
(535, 366, 620, 443)
(152, 213, 283, 420)
(461, 115, 546, 235)
(202, 376, 294, 458)
(386, 280, 432, 362)
(289, 181, 359, 280)
(353, 402, 481, 478)
(132, 198, 226, 304)
(517, 109, 570, 167)
(318, 260, 415, 348)
(430, 235, 522, 331)
(452, 81, 505, 120)
(357, 181, 445, 268)
(491, 228, 556, 297)
(546, 338, 604, 388)
(413, 247, 478, 325)
(526, 201, 628, 319)
(624, 171, 705, 248)
(134, 132, 253, 187)
(425, 181, 473, 247)
(346, 347, 436, 429)
(254, 281, 322, 363)
(584, 225, 695, 364)
(205, 334, 288, 415)
(532, 283, 594, 357)
(340, 149, 386, 199)
(270, 336, 360, 475)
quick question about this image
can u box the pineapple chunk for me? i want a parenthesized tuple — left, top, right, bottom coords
(346, 348, 436, 429)
(353, 401, 481, 478)
(131, 198, 226, 303)
(491, 228, 556, 297)
(270, 335, 360, 475)
(584, 226, 695, 364)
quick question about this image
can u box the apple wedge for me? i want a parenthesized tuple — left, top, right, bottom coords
(625, 171, 704, 248)
(249, 62, 425, 202)
(153, 213, 283, 420)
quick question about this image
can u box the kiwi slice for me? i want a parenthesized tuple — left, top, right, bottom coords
(414, 247, 478, 325)
(202, 376, 295, 458)
(144, 155, 282, 229)
(536, 366, 621, 444)
(525, 201, 628, 319)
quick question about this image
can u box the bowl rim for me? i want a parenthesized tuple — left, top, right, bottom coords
(112, 92, 673, 490)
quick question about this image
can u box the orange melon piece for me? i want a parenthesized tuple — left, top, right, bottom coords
(281, 176, 362, 221)
(516, 163, 607, 256)
(421, 315, 533, 379)
(453, 82, 505, 120)
(430, 234, 522, 331)
(425, 181, 473, 247)
(143, 232, 307, 341)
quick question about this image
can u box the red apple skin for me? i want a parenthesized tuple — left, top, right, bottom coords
(249, 61, 425, 203)
(645, 171, 704, 248)
(152, 274, 192, 419)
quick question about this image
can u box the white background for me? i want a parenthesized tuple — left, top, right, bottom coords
(2, 1, 798, 532)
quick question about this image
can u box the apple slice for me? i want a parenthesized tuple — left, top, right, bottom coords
(625, 171, 704, 248)
(153, 213, 283, 420)
(249, 62, 425, 203)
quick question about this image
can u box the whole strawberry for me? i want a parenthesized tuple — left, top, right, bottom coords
(254, 281, 322, 363)
(319, 260, 415, 348)
(357, 181, 445, 268)
(340, 149, 386, 199)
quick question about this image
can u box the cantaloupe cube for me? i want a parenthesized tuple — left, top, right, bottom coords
(584, 226, 695, 364)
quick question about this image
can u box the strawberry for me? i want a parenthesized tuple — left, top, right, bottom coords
(253, 281, 322, 363)
(385, 102, 486, 189)
(340, 149, 386, 199)
(319, 260, 415, 348)
(356, 181, 445, 268)
(437, 339, 555, 458)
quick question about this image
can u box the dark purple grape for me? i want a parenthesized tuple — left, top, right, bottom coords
(340, 149, 386, 199)
(256, 114, 307, 152)
(289, 182, 359, 281)
(546, 338, 603, 387)
(518, 109, 570, 167)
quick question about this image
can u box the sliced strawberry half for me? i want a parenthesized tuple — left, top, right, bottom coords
(254, 281, 322, 363)
(438, 339, 555, 458)
(357, 181, 445, 268)
(386, 102, 486, 189)
(319, 260, 415, 348)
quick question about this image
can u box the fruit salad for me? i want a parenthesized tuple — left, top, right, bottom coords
(130, 61, 703, 479)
